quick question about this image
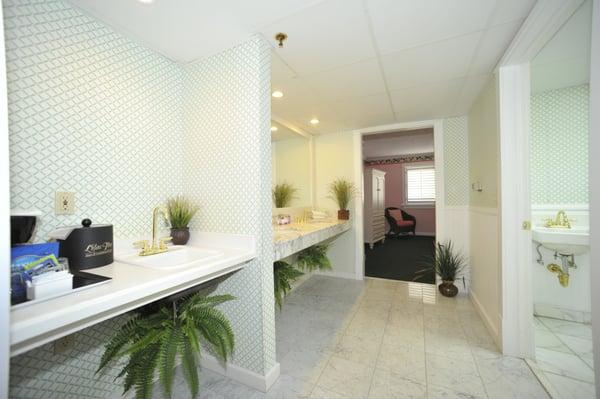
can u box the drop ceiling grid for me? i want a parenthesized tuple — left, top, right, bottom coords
(265, 0, 534, 132)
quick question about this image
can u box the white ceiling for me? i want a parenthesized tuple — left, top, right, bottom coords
(531, 0, 591, 93)
(362, 129, 433, 160)
(69, 0, 536, 134)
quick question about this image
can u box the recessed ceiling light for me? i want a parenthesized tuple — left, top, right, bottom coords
(272, 91, 283, 98)
(270, 126, 278, 132)
(310, 118, 320, 125)
(137, 0, 155, 3)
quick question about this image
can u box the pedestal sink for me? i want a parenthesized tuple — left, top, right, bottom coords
(532, 226, 589, 255)
(115, 245, 223, 270)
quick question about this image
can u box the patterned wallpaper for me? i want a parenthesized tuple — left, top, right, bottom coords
(6, 0, 274, 397)
(531, 85, 589, 206)
(182, 36, 275, 374)
(443, 116, 470, 206)
(5, 0, 184, 240)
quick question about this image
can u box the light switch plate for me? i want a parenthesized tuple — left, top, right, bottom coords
(55, 191, 75, 215)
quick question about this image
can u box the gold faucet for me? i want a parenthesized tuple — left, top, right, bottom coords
(133, 206, 172, 256)
(544, 210, 571, 229)
(547, 263, 570, 287)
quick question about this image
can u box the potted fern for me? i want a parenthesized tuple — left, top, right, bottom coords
(328, 179, 357, 220)
(273, 260, 304, 309)
(417, 240, 467, 297)
(166, 196, 198, 245)
(272, 182, 297, 208)
(296, 244, 331, 272)
(97, 292, 235, 399)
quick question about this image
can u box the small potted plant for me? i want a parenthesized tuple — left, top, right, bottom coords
(166, 196, 198, 245)
(328, 179, 357, 220)
(272, 182, 297, 208)
(418, 240, 467, 297)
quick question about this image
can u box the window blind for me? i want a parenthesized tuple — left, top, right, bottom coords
(406, 168, 435, 203)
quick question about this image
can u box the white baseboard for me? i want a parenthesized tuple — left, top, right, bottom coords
(469, 291, 501, 349)
(314, 270, 361, 280)
(201, 354, 280, 392)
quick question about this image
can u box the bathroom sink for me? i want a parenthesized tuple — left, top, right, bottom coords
(116, 245, 223, 270)
(532, 226, 589, 255)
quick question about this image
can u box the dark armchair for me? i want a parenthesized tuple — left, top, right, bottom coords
(385, 207, 416, 237)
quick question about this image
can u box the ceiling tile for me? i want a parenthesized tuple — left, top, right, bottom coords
(452, 74, 491, 115)
(302, 59, 387, 103)
(489, 0, 536, 26)
(260, 0, 376, 75)
(381, 33, 481, 91)
(390, 79, 464, 122)
(330, 93, 395, 129)
(271, 51, 297, 84)
(367, 0, 495, 54)
(469, 20, 523, 76)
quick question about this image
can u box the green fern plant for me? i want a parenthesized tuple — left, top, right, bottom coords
(272, 182, 297, 208)
(97, 293, 235, 399)
(296, 244, 331, 272)
(273, 261, 304, 309)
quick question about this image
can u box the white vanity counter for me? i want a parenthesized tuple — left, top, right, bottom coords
(273, 220, 351, 261)
(10, 232, 256, 356)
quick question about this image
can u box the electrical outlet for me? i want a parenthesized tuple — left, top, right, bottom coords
(55, 191, 75, 215)
(54, 334, 76, 354)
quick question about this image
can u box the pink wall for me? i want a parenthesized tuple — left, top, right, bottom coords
(364, 162, 436, 235)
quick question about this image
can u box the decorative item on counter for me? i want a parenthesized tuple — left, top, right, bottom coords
(415, 240, 467, 298)
(328, 178, 358, 220)
(49, 219, 113, 272)
(166, 195, 199, 245)
(98, 291, 235, 399)
(10, 242, 61, 305)
(272, 182, 297, 208)
(275, 214, 291, 225)
(10, 209, 42, 245)
(310, 209, 328, 220)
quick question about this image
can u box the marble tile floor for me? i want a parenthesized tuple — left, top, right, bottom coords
(155, 275, 551, 399)
(528, 316, 596, 399)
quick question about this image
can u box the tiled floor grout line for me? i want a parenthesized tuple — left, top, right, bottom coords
(307, 288, 365, 399)
(421, 290, 431, 398)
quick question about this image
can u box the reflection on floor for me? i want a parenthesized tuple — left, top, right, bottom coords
(528, 316, 595, 399)
(155, 276, 550, 398)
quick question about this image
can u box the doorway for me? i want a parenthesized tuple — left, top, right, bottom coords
(353, 120, 445, 283)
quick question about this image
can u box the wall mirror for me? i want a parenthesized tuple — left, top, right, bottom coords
(271, 120, 313, 210)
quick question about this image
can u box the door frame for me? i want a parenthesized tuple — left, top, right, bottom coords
(0, 3, 11, 395)
(496, 0, 590, 358)
(353, 119, 445, 280)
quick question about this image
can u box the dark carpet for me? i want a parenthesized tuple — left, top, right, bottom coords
(365, 236, 435, 283)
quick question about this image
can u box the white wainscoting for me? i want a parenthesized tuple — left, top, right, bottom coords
(444, 206, 470, 293)
(468, 206, 502, 348)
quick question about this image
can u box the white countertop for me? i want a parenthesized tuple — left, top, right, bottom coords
(273, 219, 351, 261)
(10, 232, 256, 356)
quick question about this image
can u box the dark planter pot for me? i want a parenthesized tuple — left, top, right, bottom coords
(338, 209, 350, 220)
(438, 280, 459, 297)
(170, 227, 190, 245)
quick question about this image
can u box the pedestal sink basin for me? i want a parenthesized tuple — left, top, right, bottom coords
(115, 245, 223, 270)
(532, 226, 589, 255)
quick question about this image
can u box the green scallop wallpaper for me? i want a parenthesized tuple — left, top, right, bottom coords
(531, 85, 589, 206)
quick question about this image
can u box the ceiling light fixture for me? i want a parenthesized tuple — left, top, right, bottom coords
(271, 126, 278, 132)
(272, 91, 283, 98)
(137, 0, 155, 4)
(275, 32, 288, 48)
(310, 118, 320, 125)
